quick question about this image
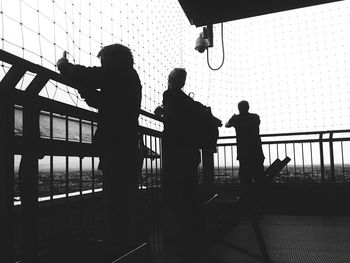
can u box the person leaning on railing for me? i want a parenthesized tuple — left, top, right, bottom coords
(225, 100, 265, 213)
(57, 44, 144, 243)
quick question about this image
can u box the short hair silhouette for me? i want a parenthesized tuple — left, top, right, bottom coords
(168, 68, 187, 89)
(238, 100, 249, 114)
(97, 44, 134, 67)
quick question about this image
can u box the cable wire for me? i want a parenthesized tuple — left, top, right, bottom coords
(207, 23, 225, 71)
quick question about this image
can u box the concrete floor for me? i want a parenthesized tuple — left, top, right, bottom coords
(155, 215, 350, 263)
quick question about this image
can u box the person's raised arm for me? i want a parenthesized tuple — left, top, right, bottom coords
(56, 51, 102, 93)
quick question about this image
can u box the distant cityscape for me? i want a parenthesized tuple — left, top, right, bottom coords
(211, 164, 350, 184)
(13, 164, 349, 201)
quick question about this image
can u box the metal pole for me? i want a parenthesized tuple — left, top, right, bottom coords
(329, 132, 335, 183)
(0, 65, 26, 263)
(0, 92, 15, 263)
(319, 133, 325, 184)
(21, 95, 40, 262)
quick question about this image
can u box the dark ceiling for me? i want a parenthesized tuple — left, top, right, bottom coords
(178, 0, 343, 27)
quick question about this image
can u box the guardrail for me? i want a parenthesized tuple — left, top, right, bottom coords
(0, 49, 163, 262)
(214, 130, 350, 185)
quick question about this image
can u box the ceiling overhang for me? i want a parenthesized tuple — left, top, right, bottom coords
(178, 0, 343, 27)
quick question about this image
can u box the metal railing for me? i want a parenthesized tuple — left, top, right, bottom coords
(0, 49, 163, 262)
(214, 130, 350, 185)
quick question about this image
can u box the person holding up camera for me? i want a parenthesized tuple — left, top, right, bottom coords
(57, 44, 143, 243)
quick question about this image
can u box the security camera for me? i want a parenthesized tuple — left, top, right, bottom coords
(195, 25, 213, 53)
(195, 33, 209, 53)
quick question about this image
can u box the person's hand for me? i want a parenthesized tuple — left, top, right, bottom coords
(77, 88, 88, 99)
(217, 119, 223, 127)
(212, 116, 222, 127)
(154, 106, 164, 117)
(225, 115, 237, 128)
(225, 120, 232, 128)
(57, 51, 69, 73)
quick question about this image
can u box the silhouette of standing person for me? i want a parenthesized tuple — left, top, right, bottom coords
(225, 101, 265, 207)
(154, 68, 203, 261)
(57, 44, 143, 243)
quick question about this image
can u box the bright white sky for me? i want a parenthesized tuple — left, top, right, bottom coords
(1, 0, 349, 135)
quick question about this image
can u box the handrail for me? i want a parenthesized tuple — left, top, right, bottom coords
(0, 49, 164, 262)
(1, 49, 162, 123)
(0, 49, 72, 87)
(218, 137, 350, 147)
(214, 130, 350, 186)
(219, 129, 350, 140)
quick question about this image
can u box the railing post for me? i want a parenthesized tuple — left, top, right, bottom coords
(202, 149, 214, 188)
(0, 92, 15, 263)
(20, 95, 40, 262)
(0, 65, 26, 263)
(329, 132, 335, 183)
(319, 133, 325, 184)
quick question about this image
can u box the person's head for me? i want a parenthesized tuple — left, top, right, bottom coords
(97, 44, 134, 68)
(168, 68, 187, 90)
(238, 100, 249, 114)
